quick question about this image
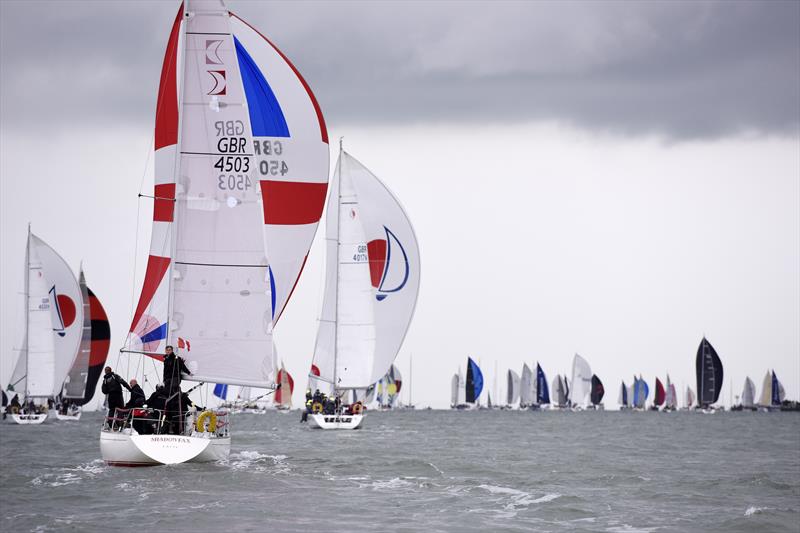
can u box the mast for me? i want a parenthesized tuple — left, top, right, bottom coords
(163, 4, 189, 355)
(24, 223, 31, 399)
(332, 138, 343, 396)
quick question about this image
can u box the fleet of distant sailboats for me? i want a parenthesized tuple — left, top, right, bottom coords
(450, 338, 796, 413)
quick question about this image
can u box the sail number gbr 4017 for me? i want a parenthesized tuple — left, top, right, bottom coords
(212, 120, 288, 191)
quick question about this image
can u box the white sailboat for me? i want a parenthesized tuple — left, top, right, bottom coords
(101, 0, 329, 464)
(308, 146, 420, 429)
(569, 353, 592, 410)
(519, 364, 534, 409)
(7, 229, 84, 425)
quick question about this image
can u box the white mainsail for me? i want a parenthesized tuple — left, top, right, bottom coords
(9, 233, 58, 399)
(686, 386, 695, 407)
(311, 149, 421, 390)
(758, 371, 772, 406)
(520, 364, 534, 406)
(123, 0, 328, 388)
(741, 377, 755, 408)
(570, 353, 592, 408)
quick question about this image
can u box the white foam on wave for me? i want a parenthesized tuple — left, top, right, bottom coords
(477, 484, 561, 513)
(605, 525, 660, 532)
(745, 506, 767, 517)
(363, 477, 415, 490)
(30, 459, 107, 487)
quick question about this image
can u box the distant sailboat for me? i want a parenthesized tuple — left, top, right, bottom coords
(695, 337, 723, 410)
(632, 376, 649, 410)
(274, 363, 294, 410)
(650, 377, 665, 411)
(465, 357, 484, 405)
(506, 369, 520, 408)
(663, 375, 677, 411)
(733, 377, 756, 411)
(618, 381, 630, 410)
(589, 374, 604, 410)
(536, 363, 550, 408)
(7, 230, 84, 425)
(451, 368, 467, 409)
(683, 386, 696, 411)
(569, 354, 592, 410)
(309, 146, 420, 429)
(552, 374, 568, 409)
(519, 364, 534, 409)
(757, 370, 785, 411)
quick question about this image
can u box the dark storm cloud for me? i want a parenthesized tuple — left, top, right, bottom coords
(1, 0, 798, 139)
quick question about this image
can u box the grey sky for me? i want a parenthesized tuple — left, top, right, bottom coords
(1, 1, 798, 409)
(1, 1, 798, 138)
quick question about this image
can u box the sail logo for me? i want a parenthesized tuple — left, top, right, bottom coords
(205, 40, 224, 65)
(367, 226, 409, 302)
(49, 286, 76, 337)
(133, 314, 167, 354)
(207, 70, 227, 96)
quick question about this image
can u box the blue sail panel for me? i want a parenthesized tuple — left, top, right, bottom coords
(772, 371, 780, 405)
(213, 383, 228, 400)
(466, 357, 483, 403)
(234, 37, 290, 138)
(537, 363, 550, 404)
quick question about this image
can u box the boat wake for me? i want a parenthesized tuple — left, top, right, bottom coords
(224, 451, 291, 474)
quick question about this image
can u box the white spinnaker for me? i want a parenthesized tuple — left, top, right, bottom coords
(169, 1, 274, 387)
(507, 369, 520, 404)
(31, 235, 83, 397)
(758, 371, 771, 406)
(570, 354, 592, 407)
(520, 364, 533, 405)
(63, 269, 92, 399)
(742, 377, 755, 408)
(229, 14, 329, 324)
(311, 151, 420, 389)
(19, 235, 57, 398)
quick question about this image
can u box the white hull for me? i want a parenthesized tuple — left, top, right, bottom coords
(56, 411, 82, 421)
(308, 413, 364, 430)
(11, 413, 48, 425)
(100, 429, 230, 466)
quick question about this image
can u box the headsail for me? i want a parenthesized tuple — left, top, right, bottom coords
(124, 0, 328, 388)
(311, 150, 420, 389)
(506, 369, 520, 405)
(274, 363, 294, 407)
(618, 381, 628, 407)
(695, 337, 723, 407)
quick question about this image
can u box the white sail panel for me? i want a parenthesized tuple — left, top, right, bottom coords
(168, 0, 274, 387)
(507, 369, 520, 405)
(25, 235, 57, 397)
(742, 377, 755, 408)
(758, 371, 771, 406)
(451, 373, 458, 406)
(63, 269, 92, 398)
(458, 369, 466, 405)
(570, 353, 592, 407)
(520, 364, 534, 405)
(31, 235, 83, 397)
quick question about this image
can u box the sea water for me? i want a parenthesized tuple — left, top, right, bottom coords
(1, 410, 798, 532)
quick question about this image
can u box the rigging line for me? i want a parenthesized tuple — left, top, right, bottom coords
(138, 194, 177, 201)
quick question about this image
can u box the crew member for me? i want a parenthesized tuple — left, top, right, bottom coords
(125, 379, 146, 409)
(101, 366, 131, 426)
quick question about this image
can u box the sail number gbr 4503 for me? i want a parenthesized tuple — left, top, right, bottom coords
(212, 120, 288, 191)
